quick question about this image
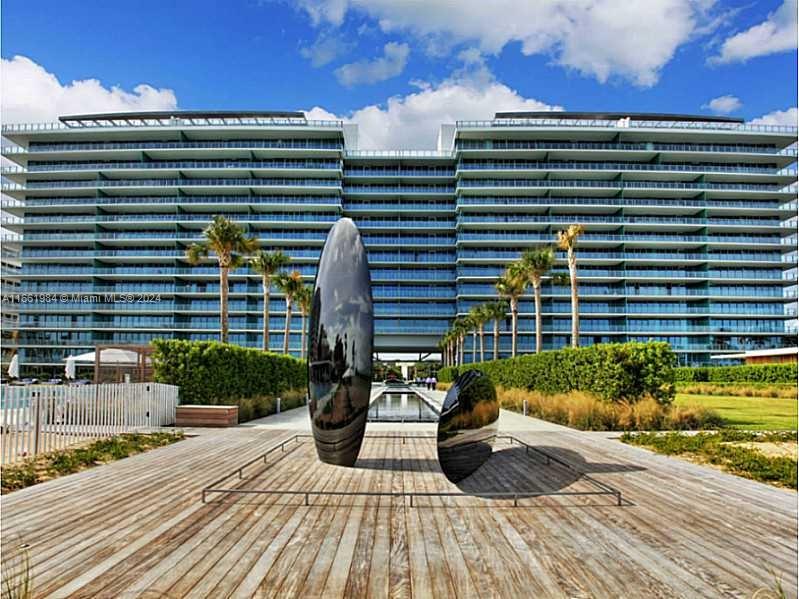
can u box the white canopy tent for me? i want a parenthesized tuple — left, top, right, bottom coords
(64, 349, 148, 379)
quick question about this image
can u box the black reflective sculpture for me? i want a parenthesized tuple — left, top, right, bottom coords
(437, 370, 499, 483)
(307, 218, 374, 466)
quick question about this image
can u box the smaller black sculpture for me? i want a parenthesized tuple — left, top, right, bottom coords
(437, 370, 499, 483)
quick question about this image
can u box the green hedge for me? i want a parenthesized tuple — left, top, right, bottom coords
(674, 363, 797, 384)
(151, 339, 307, 405)
(439, 342, 676, 404)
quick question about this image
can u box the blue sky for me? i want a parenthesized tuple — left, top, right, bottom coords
(2, 0, 797, 148)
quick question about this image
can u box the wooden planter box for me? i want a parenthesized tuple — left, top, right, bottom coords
(176, 405, 238, 428)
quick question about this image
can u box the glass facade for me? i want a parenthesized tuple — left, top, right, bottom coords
(1, 111, 796, 371)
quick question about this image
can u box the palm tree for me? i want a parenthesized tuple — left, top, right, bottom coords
(465, 312, 479, 364)
(451, 318, 469, 366)
(495, 263, 527, 358)
(274, 270, 305, 354)
(296, 284, 313, 360)
(469, 304, 490, 362)
(249, 249, 290, 351)
(556, 224, 584, 348)
(186, 216, 258, 343)
(482, 301, 508, 360)
(445, 330, 457, 367)
(519, 247, 555, 353)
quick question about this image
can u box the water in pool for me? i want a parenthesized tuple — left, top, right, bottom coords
(367, 393, 438, 422)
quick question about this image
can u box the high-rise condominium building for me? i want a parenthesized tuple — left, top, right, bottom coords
(1, 110, 796, 374)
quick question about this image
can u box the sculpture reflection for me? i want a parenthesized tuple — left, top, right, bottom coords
(437, 370, 499, 483)
(308, 218, 374, 466)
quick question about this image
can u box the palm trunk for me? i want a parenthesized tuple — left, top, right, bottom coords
(533, 278, 543, 353)
(511, 297, 518, 357)
(300, 311, 307, 359)
(493, 319, 499, 360)
(479, 327, 485, 362)
(459, 335, 465, 366)
(283, 297, 292, 354)
(471, 331, 477, 363)
(262, 276, 270, 351)
(568, 250, 579, 348)
(219, 266, 229, 343)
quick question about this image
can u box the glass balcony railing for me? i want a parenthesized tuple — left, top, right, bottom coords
(457, 179, 793, 192)
(457, 214, 784, 227)
(13, 139, 344, 152)
(456, 161, 795, 176)
(458, 284, 790, 298)
(457, 267, 789, 280)
(457, 250, 793, 263)
(354, 219, 455, 229)
(368, 252, 455, 263)
(344, 202, 455, 211)
(457, 196, 797, 210)
(343, 185, 455, 194)
(363, 236, 455, 246)
(457, 232, 786, 244)
(455, 139, 798, 155)
(18, 195, 342, 207)
(455, 139, 796, 156)
(22, 213, 340, 225)
(344, 168, 454, 177)
(8, 178, 342, 190)
(4, 159, 343, 174)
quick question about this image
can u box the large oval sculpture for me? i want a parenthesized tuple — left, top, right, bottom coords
(437, 370, 499, 483)
(307, 218, 374, 466)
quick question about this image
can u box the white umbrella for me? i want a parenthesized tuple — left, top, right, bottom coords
(65, 356, 76, 379)
(7, 354, 19, 378)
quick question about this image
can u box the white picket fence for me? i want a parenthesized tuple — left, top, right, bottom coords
(0, 383, 180, 465)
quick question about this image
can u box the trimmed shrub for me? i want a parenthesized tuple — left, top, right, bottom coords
(151, 339, 307, 405)
(439, 341, 676, 403)
(674, 363, 797, 384)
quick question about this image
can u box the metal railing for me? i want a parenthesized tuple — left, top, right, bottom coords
(200, 434, 624, 507)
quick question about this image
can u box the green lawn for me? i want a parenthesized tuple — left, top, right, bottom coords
(675, 393, 798, 431)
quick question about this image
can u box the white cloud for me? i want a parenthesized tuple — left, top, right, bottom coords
(300, 31, 354, 67)
(296, 0, 720, 86)
(703, 94, 742, 114)
(334, 42, 410, 86)
(307, 59, 562, 149)
(1, 55, 178, 124)
(749, 107, 798, 126)
(711, 0, 797, 64)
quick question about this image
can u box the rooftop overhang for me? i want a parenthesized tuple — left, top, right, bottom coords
(59, 110, 307, 126)
(494, 111, 744, 124)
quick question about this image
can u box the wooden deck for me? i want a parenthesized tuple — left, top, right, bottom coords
(1, 425, 796, 598)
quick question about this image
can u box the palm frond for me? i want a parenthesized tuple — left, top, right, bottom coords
(185, 242, 209, 265)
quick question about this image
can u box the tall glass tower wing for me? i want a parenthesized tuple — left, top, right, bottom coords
(343, 151, 457, 353)
(1, 110, 796, 373)
(1, 112, 345, 369)
(454, 113, 798, 364)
